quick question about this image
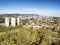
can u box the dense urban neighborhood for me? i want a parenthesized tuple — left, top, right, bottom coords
(0, 14, 60, 45)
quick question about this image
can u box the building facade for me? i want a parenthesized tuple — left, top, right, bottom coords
(5, 17, 20, 27)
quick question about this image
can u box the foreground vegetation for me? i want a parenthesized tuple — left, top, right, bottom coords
(0, 26, 60, 45)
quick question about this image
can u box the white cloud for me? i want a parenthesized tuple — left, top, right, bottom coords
(0, 8, 60, 17)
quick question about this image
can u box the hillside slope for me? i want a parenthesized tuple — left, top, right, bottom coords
(0, 27, 60, 45)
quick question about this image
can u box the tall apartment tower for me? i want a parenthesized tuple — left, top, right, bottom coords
(11, 17, 16, 27)
(17, 17, 20, 25)
(5, 17, 10, 27)
(5, 16, 21, 27)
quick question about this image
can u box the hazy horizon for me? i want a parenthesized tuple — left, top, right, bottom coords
(0, 0, 60, 17)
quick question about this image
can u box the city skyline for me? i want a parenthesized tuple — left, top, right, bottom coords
(0, 0, 60, 17)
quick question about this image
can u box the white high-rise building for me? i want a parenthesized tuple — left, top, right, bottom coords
(5, 17, 10, 27)
(11, 17, 16, 27)
(4, 16, 23, 27)
(17, 17, 20, 25)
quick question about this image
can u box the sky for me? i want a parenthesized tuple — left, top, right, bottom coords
(0, 0, 60, 17)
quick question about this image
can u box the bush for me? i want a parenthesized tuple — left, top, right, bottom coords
(0, 28, 56, 45)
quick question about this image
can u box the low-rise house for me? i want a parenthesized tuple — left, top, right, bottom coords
(33, 25, 43, 29)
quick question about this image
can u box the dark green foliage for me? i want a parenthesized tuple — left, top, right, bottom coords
(22, 19, 29, 25)
(0, 17, 5, 23)
(0, 28, 58, 45)
(0, 26, 11, 32)
(0, 26, 60, 45)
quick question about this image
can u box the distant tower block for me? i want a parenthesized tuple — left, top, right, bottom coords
(5, 17, 10, 27)
(17, 17, 20, 25)
(11, 17, 16, 27)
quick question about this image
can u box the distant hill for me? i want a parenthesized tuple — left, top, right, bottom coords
(0, 14, 60, 19)
(0, 14, 40, 17)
